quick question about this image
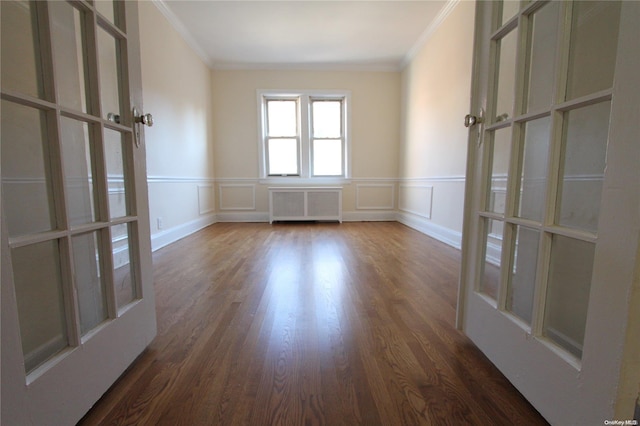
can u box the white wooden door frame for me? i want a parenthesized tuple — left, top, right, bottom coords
(457, 1, 640, 423)
(1, 1, 156, 424)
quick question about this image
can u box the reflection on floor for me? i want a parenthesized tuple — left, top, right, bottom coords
(79, 222, 548, 425)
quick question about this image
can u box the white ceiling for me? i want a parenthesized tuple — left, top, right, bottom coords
(155, 0, 452, 70)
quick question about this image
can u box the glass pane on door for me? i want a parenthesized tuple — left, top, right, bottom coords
(97, 26, 121, 120)
(104, 128, 129, 218)
(12, 240, 69, 373)
(1, 100, 56, 237)
(51, 1, 89, 113)
(506, 226, 539, 324)
(480, 218, 503, 300)
(112, 223, 137, 309)
(542, 235, 595, 358)
(72, 232, 108, 335)
(495, 29, 518, 122)
(0, 0, 44, 98)
(501, 0, 520, 26)
(60, 117, 97, 226)
(95, 0, 116, 26)
(487, 127, 511, 214)
(566, 1, 621, 100)
(516, 117, 550, 222)
(557, 101, 610, 233)
(524, 1, 559, 113)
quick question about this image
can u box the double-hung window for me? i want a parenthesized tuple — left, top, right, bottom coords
(259, 90, 349, 180)
(265, 98, 300, 176)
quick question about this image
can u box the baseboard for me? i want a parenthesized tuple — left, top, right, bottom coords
(397, 211, 462, 249)
(216, 211, 269, 222)
(343, 210, 397, 222)
(151, 214, 217, 251)
(164, 210, 463, 253)
(215, 210, 396, 223)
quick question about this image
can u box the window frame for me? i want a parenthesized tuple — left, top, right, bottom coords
(264, 97, 301, 176)
(257, 89, 351, 183)
(309, 97, 345, 177)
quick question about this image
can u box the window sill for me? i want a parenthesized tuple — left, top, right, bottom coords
(259, 177, 351, 186)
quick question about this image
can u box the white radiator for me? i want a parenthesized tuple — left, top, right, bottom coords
(269, 187, 342, 223)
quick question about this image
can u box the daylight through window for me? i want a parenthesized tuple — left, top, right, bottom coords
(259, 91, 349, 179)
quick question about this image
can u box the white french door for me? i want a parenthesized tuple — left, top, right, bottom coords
(1, 1, 156, 424)
(459, 1, 640, 424)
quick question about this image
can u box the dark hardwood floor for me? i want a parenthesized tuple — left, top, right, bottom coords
(78, 222, 548, 425)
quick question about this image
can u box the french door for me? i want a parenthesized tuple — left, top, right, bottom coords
(459, 1, 639, 424)
(1, 1, 156, 424)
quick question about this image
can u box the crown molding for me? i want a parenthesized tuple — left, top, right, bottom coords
(400, 0, 461, 70)
(152, 0, 215, 68)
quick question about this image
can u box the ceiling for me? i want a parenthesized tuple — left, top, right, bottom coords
(155, 0, 452, 71)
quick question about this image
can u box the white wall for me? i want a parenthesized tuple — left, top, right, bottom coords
(211, 69, 400, 221)
(397, 1, 475, 248)
(139, 2, 216, 250)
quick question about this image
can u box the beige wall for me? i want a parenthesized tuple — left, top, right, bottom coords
(139, 2, 216, 248)
(398, 1, 475, 246)
(137, 1, 474, 243)
(211, 69, 400, 218)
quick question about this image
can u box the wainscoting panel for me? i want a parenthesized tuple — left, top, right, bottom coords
(219, 184, 256, 211)
(396, 177, 465, 249)
(356, 184, 395, 210)
(147, 176, 217, 251)
(399, 184, 433, 219)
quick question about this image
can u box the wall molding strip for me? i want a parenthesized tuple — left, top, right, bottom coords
(147, 176, 216, 184)
(397, 211, 462, 249)
(151, 213, 216, 252)
(151, 0, 214, 68)
(401, 0, 461, 69)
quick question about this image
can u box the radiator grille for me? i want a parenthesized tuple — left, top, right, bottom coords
(308, 191, 340, 217)
(272, 191, 305, 217)
(269, 187, 342, 223)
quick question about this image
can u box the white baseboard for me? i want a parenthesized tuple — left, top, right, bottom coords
(342, 210, 397, 222)
(163, 210, 463, 253)
(397, 211, 462, 249)
(151, 214, 217, 251)
(216, 210, 396, 223)
(216, 211, 269, 222)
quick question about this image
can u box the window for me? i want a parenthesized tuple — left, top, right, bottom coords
(265, 98, 299, 175)
(258, 90, 350, 180)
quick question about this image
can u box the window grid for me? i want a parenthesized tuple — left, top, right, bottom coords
(475, 0, 619, 362)
(264, 98, 300, 176)
(259, 91, 349, 180)
(310, 98, 344, 177)
(1, 0, 142, 374)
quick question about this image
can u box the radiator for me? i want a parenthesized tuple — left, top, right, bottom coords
(269, 187, 342, 223)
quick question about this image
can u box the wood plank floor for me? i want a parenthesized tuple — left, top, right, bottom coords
(78, 222, 548, 425)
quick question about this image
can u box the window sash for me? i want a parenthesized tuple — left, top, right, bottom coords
(310, 99, 343, 139)
(266, 99, 298, 138)
(311, 138, 343, 176)
(266, 137, 300, 176)
(259, 91, 349, 179)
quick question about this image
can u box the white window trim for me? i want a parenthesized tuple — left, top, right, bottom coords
(257, 89, 352, 184)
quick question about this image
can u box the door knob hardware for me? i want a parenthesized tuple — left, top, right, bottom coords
(464, 114, 481, 128)
(132, 107, 153, 148)
(133, 107, 153, 127)
(107, 112, 120, 124)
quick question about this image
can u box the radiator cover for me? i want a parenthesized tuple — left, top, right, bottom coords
(269, 187, 342, 223)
